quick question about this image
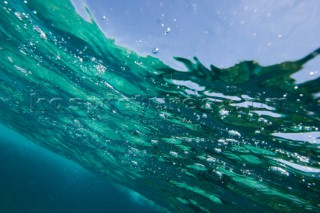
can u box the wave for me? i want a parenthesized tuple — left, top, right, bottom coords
(0, 0, 319, 212)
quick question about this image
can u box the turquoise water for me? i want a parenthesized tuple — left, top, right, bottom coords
(0, 0, 320, 212)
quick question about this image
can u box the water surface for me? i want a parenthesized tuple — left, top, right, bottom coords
(0, 0, 319, 212)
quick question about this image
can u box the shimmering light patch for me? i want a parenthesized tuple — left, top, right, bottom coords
(274, 158, 320, 174)
(252, 110, 283, 118)
(270, 166, 290, 176)
(230, 101, 275, 110)
(187, 163, 207, 171)
(273, 132, 320, 144)
(171, 79, 205, 91)
(169, 181, 222, 204)
(203, 91, 241, 101)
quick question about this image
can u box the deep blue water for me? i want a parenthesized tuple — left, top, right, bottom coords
(0, 124, 162, 213)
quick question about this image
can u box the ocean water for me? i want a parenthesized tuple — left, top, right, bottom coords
(0, 0, 320, 212)
(0, 124, 162, 213)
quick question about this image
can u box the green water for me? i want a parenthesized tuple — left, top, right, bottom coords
(0, 0, 319, 212)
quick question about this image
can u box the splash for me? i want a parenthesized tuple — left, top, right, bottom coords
(0, 0, 319, 212)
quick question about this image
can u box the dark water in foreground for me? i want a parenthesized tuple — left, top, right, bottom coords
(0, 124, 162, 213)
(0, 0, 320, 212)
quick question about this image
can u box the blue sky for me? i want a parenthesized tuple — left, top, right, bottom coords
(73, 0, 320, 84)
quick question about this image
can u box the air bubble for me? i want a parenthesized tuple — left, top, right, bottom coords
(14, 12, 23, 21)
(152, 47, 159, 54)
(102, 15, 106, 20)
(215, 171, 223, 178)
(214, 148, 222, 153)
(131, 161, 138, 165)
(165, 27, 171, 34)
(151, 139, 158, 145)
(228, 130, 241, 137)
(33, 25, 47, 39)
(206, 157, 216, 163)
(170, 151, 178, 157)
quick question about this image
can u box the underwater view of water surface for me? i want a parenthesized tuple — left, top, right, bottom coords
(0, 0, 320, 212)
